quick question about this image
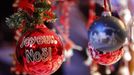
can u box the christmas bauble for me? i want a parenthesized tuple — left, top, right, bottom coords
(88, 16, 127, 52)
(88, 44, 124, 65)
(16, 24, 64, 75)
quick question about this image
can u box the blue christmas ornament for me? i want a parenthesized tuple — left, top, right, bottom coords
(88, 15, 127, 52)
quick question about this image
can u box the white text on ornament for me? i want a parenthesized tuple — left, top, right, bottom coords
(20, 35, 57, 48)
(25, 47, 52, 63)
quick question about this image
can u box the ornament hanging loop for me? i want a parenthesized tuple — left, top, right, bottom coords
(102, 11, 111, 16)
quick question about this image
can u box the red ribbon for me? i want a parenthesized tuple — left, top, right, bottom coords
(18, 0, 35, 15)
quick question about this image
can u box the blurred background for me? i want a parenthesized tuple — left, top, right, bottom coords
(0, 0, 134, 75)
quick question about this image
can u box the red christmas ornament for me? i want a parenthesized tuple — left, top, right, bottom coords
(88, 43, 124, 65)
(16, 24, 64, 75)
